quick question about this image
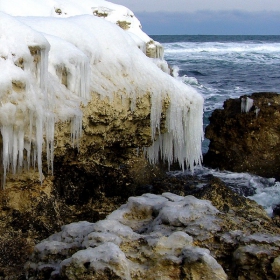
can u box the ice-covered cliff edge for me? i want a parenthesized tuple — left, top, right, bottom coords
(0, 0, 204, 185)
(0, 0, 163, 58)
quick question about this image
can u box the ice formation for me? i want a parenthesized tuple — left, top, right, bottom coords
(241, 96, 254, 113)
(0, 0, 204, 186)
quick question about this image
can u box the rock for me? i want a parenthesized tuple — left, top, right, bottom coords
(182, 246, 228, 280)
(204, 92, 280, 179)
(233, 244, 279, 280)
(25, 190, 280, 280)
(272, 256, 280, 277)
(25, 193, 227, 280)
(273, 204, 280, 216)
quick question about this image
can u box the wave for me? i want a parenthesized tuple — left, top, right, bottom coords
(163, 42, 280, 55)
(168, 167, 280, 216)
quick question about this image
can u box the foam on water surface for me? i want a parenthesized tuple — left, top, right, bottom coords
(169, 166, 280, 216)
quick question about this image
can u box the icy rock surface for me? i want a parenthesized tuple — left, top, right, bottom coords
(25, 193, 226, 280)
(1, 0, 163, 59)
(0, 0, 204, 186)
(241, 96, 254, 113)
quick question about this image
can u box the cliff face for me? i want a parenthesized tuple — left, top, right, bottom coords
(204, 92, 280, 179)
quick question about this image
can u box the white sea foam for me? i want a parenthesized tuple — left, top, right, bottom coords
(164, 42, 280, 55)
(163, 41, 280, 69)
(249, 182, 280, 216)
(169, 166, 279, 216)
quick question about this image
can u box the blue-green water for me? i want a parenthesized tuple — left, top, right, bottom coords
(151, 35, 280, 213)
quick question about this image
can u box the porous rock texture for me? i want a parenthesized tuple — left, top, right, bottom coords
(25, 181, 280, 280)
(204, 92, 280, 179)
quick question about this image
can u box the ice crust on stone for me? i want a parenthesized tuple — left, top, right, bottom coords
(61, 243, 132, 280)
(0, 0, 204, 185)
(241, 96, 254, 113)
(26, 193, 226, 279)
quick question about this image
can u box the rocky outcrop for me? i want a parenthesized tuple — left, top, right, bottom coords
(25, 193, 226, 280)
(0, 5, 204, 278)
(25, 179, 280, 280)
(204, 92, 280, 179)
(1, 168, 280, 279)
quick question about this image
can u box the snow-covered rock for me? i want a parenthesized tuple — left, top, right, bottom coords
(0, 0, 203, 187)
(25, 193, 226, 280)
(1, 0, 163, 58)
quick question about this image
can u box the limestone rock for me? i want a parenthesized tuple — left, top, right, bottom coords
(233, 244, 280, 280)
(25, 193, 226, 280)
(204, 92, 280, 179)
(24, 187, 280, 280)
(182, 246, 228, 280)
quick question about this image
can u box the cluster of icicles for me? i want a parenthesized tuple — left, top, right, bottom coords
(0, 12, 204, 187)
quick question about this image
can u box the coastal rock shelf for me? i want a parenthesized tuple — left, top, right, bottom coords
(25, 190, 280, 280)
(204, 92, 280, 179)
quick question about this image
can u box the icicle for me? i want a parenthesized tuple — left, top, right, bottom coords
(1, 126, 11, 187)
(39, 47, 50, 97)
(26, 110, 34, 170)
(35, 114, 43, 182)
(71, 113, 83, 149)
(241, 97, 254, 113)
(45, 112, 55, 174)
(145, 86, 203, 173)
(80, 59, 90, 102)
(18, 129, 24, 170)
(12, 130, 18, 174)
(150, 92, 163, 140)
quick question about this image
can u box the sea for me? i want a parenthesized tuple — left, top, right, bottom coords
(151, 35, 280, 216)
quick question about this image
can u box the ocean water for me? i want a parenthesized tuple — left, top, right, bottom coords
(152, 35, 280, 215)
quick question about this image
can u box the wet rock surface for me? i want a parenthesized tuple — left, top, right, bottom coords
(204, 92, 280, 179)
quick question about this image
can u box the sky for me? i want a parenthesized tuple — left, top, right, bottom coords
(112, 0, 280, 35)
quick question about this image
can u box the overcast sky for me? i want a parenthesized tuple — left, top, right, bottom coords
(113, 0, 280, 35)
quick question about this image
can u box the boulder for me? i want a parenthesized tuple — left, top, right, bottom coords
(204, 92, 280, 179)
(25, 187, 280, 280)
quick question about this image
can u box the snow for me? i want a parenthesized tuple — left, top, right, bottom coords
(0, 0, 204, 185)
(0, 0, 151, 45)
